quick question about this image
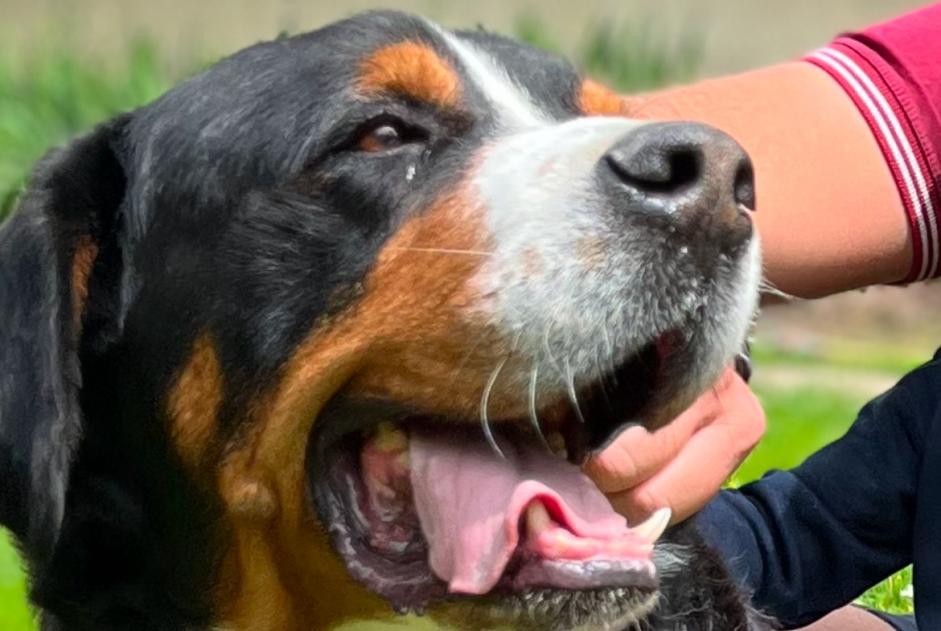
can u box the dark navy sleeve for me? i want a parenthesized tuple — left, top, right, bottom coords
(696, 351, 941, 628)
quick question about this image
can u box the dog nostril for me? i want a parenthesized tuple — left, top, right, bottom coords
(605, 145, 702, 196)
(733, 159, 756, 210)
(648, 147, 702, 193)
(603, 122, 756, 254)
(663, 148, 701, 193)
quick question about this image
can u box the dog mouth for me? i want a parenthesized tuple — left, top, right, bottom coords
(308, 339, 680, 626)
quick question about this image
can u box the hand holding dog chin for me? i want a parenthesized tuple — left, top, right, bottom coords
(584, 366, 766, 526)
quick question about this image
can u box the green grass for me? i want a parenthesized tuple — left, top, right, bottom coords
(0, 532, 32, 630)
(734, 385, 868, 483)
(0, 40, 194, 219)
(516, 13, 704, 92)
(0, 27, 918, 630)
(751, 338, 928, 377)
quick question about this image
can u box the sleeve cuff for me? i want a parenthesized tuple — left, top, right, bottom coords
(804, 39, 941, 282)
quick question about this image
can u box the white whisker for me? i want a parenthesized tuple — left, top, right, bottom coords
(601, 321, 619, 384)
(542, 320, 562, 375)
(592, 343, 613, 410)
(564, 358, 586, 424)
(528, 366, 550, 450)
(480, 357, 509, 459)
(511, 329, 524, 353)
(759, 277, 797, 301)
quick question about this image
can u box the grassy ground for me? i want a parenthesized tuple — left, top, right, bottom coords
(0, 24, 920, 630)
(0, 532, 31, 630)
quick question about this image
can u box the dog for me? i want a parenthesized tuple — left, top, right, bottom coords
(0, 10, 773, 631)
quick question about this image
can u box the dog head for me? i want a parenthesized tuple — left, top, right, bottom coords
(0, 11, 759, 630)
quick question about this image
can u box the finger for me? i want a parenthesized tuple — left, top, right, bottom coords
(585, 368, 752, 494)
(584, 404, 710, 493)
(607, 391, 766, 524)
(584, 369, 745, 493)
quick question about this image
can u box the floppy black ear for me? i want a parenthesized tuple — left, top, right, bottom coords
(0, 118, 128, 564)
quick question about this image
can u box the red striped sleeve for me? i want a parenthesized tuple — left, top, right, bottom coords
(804, 3, 941, 282)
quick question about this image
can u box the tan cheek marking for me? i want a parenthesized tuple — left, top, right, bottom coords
(221, 473, 277, 522)
(342, 189, 501, 414)
(213, 329, 395, 630)
(71, 236, 98, 336)
(358, 40, 462, 109)
(167, 334, 224, 471)
(214, 185, 495, 630)
(247, 186, 491, 513)
(578, 78, 629, 117)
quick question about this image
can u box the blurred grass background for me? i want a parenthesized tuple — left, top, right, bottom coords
(1, 3, 936, 628)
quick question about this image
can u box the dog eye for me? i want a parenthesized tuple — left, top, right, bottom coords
(354, 119, 427, 153)
(358, 124, 402, 152)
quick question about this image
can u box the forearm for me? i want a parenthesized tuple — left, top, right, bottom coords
(695, 352, 941, 627)
(626, 62, 911, 299)
(698, 475, 911, 628)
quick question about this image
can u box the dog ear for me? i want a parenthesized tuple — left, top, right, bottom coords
(0, 117, 128, 564)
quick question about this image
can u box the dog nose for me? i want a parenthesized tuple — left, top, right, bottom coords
(602, 122, 754, 254)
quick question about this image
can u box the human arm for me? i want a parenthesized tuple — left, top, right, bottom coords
(586, 3, 941, 524)
(695, 352, 941, 627)
(625, 3, 941, 297)
(625, 60, 912, 299)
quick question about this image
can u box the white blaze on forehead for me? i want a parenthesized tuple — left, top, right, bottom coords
(469, 116, 651, 379)
(475, 116, 644, 223)
(432, 25, 551, 129)
(420, 19, 762, 412)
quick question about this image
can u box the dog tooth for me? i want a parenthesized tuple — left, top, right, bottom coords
(373, 422, 407, 452)
(370, 481, 396, 500)
(394, 451, 410, 468)
(547, 431, 566, 458)
(631, 507, 672, 543)
(526, 501, 552, 538)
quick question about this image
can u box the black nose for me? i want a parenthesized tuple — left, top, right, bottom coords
(602, 122, 754, 254)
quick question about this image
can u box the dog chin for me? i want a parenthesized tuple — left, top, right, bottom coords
(430, 587, 660, 631)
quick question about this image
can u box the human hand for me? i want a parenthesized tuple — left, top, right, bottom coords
(584, 366, 766, 525)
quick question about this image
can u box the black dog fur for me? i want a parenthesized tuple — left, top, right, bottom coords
(0, 11, 774, 630)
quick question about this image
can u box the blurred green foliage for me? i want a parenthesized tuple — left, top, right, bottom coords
(0, 17, 704, 221)
(751, 338, 928, 377)
(858, 566, 915, 616)
(516, 13, 704, 91)
(0, 40, 191, 219)
(0, 531, 31, 630)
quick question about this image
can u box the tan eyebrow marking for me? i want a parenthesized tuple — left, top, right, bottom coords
(71, 235, 99, 336)
(168, 333, 223, 470)
(578, 78, 629, 117)
(357, 40, 462, 109)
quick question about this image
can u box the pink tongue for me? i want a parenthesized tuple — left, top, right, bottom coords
(409, 428, 645, 595)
